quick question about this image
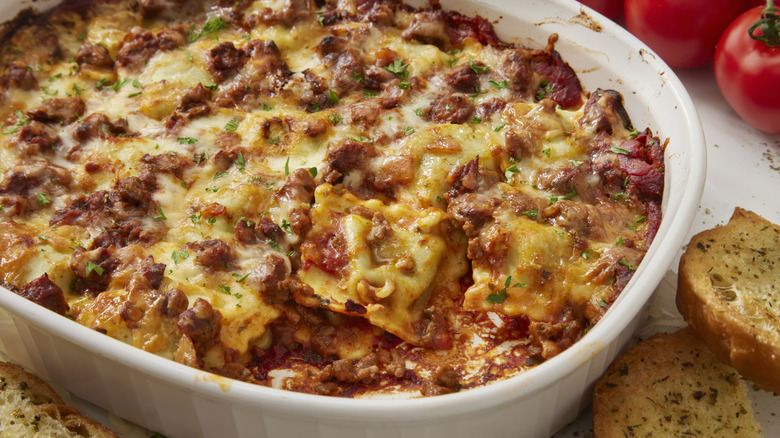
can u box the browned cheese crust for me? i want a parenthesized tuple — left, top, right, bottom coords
(0, 0, 665, 397)
(677, 207, 780, 394)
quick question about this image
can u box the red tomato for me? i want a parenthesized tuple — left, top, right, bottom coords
(624, 0, 744, 68)
(578, 0, 624, 20)
(714, 6, 780, 134)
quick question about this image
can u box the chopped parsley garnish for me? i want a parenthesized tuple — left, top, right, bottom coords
(488, 79, 508, 89)
(447, 58, 458, 67)
(619, 257, 637, 271)
(112, 78, 130, 92)
(493, 122, 506, 132)
(398, 81, 412, 90)
(281, 219, 292, 233)
(328, 89, 339, 105)
(404, 126, 415, 136)
(536, 79, 553, 100)
(486, 275, 527, 304)
(542, 147, 551, 157)
(505, 164, 520, 181)
(177, 137, 197, 144)
(189, 17, 228, 43)
(329, 113, 343, 124)
(308, 167, 318, 178)
(171, 250, 189, 265)
(153, 206, 167, 220)
(213, 171, 228, 180)
(233, 273, 249, 282)
(611, 145, 630, 155)
(385, 59, 409, 80)
(235, 151, 246, 173)
(4, 111, 30, 135)
(414, 108, 423, 117)
(225, 117, 240, 132)
(615, 237, 624, 246)
(562, 189, 578, 200)
(352, 72, 363, 82)
(521, 208, 538, 219)
(189, 213, 201, 223)
(218, 285, 231, 294)
(85, 261, 104, 277)
(636, 216, 647, 224)
(362, 90, 378, 99)
(570, 159, 584, 167)
(468, 57, 489, 73)
(284, 157, 290, 175)
(628, 128, 640, 139)
(36, 192, 51, 206)
(269, 136, 280, 144)
(470, 116, 482, 124)
(95, 77, 110, 89)
(268, 238, 281, 251)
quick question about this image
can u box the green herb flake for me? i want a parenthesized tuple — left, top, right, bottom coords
(362, 90, 378, 99)
(615, 237, 624, 246)
(521, 208, 538, 219)
(177, 137, 197, 145)
(153, 205, 167, 220)
(189, 213, 201, 224)
(536, 79, 553, 100)
(488, 79, 508, 89)
(281, 219, 292, 233)
(308, 167, 318, 178)
(213, 171, 228, 180)
(328, 89, 339, 105)
(171, 250, 189, 265)
(611, 145, 630, 155)
(505, 164, 519, 181)
(36, 192, 51, 206)
(385, 59, 409, 80)
(284, 157, 290, 175)
(189, 17, 228, 43)
(225, 117, 240, 132)
(329, 113, 343, 124)
(468, 57, 489, 73)
(570, 160, 584, 167)
(218, 285, 231, 294)
(494, 122, 506, 132)
(233, 273, 249, 282)
(619, 257, 637, 271)
(235, 151, 246, 173)
(404, 126, 415, 136)
(470, 116, 482, 124)
(85, 261, 104, 277)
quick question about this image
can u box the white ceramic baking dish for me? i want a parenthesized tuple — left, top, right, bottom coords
(0, 1, 706, 437)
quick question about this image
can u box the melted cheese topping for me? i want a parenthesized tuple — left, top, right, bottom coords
(0, 0, 663, 396)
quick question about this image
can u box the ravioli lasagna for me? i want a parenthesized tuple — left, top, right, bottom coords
(0, 0, 665, 397)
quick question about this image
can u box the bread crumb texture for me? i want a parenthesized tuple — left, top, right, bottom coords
(693, 208, 779, 336)
(592, 328, 762, 437)
(0, 361, 118, 437)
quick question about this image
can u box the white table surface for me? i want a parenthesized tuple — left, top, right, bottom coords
(6, 59, 779, 438)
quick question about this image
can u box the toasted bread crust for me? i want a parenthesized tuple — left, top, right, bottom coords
(677, 207, 780, 394)
(592, 328, 761, 437)
(0, 361, 119, 438)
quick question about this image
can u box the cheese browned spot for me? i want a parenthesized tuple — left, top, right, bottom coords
(0, 0, 664, 397)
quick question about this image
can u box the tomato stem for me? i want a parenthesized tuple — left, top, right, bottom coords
(749, 0, 780, 46)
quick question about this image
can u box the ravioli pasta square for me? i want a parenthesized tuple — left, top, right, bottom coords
(0, 0, 664, 397)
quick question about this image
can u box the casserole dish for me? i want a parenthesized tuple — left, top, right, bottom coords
(0, 0, 706, 436)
